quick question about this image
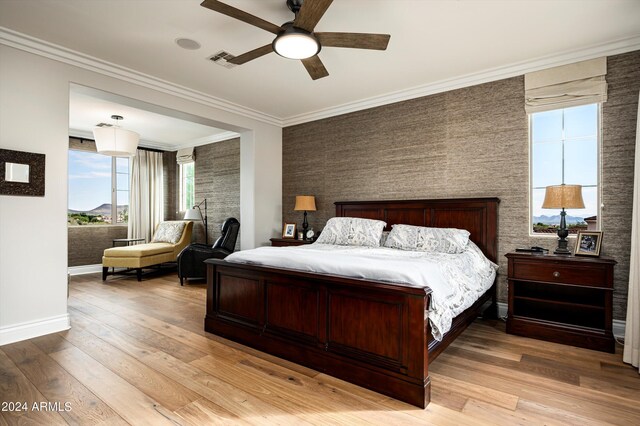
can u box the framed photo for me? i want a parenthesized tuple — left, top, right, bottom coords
(282, 223, 297, 239)
(575, 231, 603, 257)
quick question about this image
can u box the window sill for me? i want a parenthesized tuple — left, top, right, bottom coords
(68, 224, 128, 228)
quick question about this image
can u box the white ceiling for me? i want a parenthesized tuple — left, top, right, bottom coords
(68, 90, 236, 150)
(1, 0, 640, 123)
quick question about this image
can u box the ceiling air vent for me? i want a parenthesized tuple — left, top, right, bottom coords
(208, 51, 237, 69)
(95, 123, 113, 127)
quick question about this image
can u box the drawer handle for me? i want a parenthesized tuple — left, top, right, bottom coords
(553, 271, 560, 278)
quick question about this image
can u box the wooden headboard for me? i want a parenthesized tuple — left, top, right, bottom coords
(335, 198, 499, 263)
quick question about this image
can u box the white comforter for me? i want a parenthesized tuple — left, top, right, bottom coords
(225, 242, 498, 340)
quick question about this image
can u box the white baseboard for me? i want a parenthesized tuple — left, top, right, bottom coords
(496, 302, 626, 339)
(498, 301, 508, 318)
(0, 314, 70, 346)
(68, 264, 102, 275)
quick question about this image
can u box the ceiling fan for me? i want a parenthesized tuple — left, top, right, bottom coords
(201, 0, 391, 80)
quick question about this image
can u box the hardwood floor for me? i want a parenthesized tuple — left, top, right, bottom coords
(1, 272, 638, 425)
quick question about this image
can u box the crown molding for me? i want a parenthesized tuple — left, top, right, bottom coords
(0, 27, 282, 127)
(3, 26, 639, 129)
(174, 131, 240, 151)
(282, 34, 640, 127)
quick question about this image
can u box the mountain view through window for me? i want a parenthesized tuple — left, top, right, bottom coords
(68, 150, 129, 225)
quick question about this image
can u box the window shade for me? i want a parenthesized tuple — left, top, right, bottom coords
(525, 57, 607, 113)
(176, 147, 195, 164)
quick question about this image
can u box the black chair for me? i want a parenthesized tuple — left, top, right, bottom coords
(177, 217, 240, 285)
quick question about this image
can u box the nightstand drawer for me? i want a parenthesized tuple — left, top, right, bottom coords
(512, 261, 606, 287)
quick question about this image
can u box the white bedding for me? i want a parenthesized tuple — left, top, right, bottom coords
(225, 241, 498, 340)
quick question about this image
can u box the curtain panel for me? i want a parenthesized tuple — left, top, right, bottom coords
(624, 90, 640, 373)
(128, 150, 164, 242)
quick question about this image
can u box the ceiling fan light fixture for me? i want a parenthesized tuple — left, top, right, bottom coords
(272, 25, 320, 60)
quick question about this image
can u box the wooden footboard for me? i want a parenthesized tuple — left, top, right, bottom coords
(205, 260, 432, 407)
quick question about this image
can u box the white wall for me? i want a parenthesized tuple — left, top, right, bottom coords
(0, 44, 282, 344)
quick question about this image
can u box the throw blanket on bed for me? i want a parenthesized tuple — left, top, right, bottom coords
(225, 242, 498, 340)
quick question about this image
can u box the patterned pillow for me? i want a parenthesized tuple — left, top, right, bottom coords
(384, 224, 470, 254)
(152, 221, 187, 244)
(315, 217, 386, 247)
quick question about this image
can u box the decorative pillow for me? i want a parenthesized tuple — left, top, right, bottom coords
(151, 221, 187, 244)
(383, 224, 470, 254)
(315, 217, 386, 247)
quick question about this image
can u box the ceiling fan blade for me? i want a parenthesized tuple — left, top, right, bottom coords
(228, 44, 274, 65)
(294, 0, 333, 32)
(316, 32, 390, 50)
(301, 56, 329, 80)
(201, 0, 281, 34)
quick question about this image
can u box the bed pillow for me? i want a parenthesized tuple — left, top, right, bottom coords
(151, 221, 186, 244)
(383, 224, 470, 254)
(315, 217, 386, 247)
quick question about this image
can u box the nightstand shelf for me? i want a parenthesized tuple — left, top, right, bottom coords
(506, 252, 616, 353)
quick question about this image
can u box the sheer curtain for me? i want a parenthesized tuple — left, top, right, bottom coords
(128, 150, 164, 243)
(624, 91, 640, 372)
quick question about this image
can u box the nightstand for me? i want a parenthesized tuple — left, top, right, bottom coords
(505, 252, 616, 353)
(270, 238, 313, 247)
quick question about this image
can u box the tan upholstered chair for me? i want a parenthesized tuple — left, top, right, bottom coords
(102, 221, 193, 281)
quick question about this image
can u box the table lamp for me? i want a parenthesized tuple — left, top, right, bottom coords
(294, 195, 316, 240)
(541, 184, 584, 254)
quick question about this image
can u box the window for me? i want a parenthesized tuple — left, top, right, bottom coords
(530, 103, 600, 235)
(68, 150, 130, 225)
(115, 157, 130, 223)
(179, 162, 195, 212)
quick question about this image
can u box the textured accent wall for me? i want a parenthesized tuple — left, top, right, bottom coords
(163, 150, 177, 220)
(68, 226, 127, 266)
(601, 51, 640, 317)
(283, 50, 639, 320)
(193, 138, 241, 247)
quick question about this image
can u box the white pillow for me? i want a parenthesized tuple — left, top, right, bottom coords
(383, 224, 470, 254)
(316, 217, 386, 247)
(151, 221, 187, 244)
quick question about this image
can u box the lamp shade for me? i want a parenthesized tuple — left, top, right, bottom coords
(272, 24, 320, 60)
(93, 126, 139, 157)
(294, 195, 316, 211)
(183, 208, 201, 220)
(541, 184, 585, 209)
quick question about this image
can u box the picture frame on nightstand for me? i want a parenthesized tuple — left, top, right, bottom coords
(575, 231, 603, 257)
(282, 223, 297, 239)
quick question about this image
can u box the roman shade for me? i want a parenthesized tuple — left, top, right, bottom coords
(176, 147, 195, 164)
(525, 57, 607, 113)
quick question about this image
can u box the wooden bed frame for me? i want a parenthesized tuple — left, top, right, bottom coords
(204, 198, 499, 408)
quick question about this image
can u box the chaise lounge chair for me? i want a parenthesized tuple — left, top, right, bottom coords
(102, 221, 193, 281)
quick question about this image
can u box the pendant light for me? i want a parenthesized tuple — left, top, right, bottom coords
(93, 115, 139, 157)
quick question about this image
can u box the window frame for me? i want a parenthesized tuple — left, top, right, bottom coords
(179, 161, 195, 212)
(68, 149, 130, 226)
(528, 103, 602, 237)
